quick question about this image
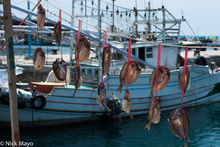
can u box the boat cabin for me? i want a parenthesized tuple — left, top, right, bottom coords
(113, 42, 180, 70)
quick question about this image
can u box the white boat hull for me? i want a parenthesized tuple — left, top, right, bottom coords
(1, 65, 220, 127)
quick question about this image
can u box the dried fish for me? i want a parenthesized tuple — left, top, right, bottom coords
(122, 89, 131, 114)
(33, 48, 45, 71)
(145, 98, 161, 131)
(117, 61, 141, 93)
(73, 65, 82, 97)
(54, 21, 61, 44)
(37, 4, 46, 29)
(102, 45, 112, 76)
(178, 67, 190, 93)
(168, 108, 189, 147)
(97, 81, 111, 111)
(52, 58, 67, 81)
(75, 36, 90, 62)
(150, 65, 170, 92)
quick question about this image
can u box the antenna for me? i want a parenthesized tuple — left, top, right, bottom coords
(161, 0, 164, 6)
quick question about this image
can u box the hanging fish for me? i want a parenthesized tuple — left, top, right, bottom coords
(52, 58, 67, 81)
(97, 81, 111, 111)
(145, 98, 161, 131)
(73, 65, 82, 97)
(122, 89, 131, 114)
(117, 61, 142, 93)
(75, 36, 90, 62)
(102, 45, 112, 76)
(178, 67, 190, 93)
(37, 4, 46, 29)
(33, 48, 45, 71)
(168, 108, 189, 147)
(150, 65, 170, 92)
(54, 21, 61, 44)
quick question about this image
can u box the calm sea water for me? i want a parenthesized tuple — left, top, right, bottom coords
(0, 103, 220, 147)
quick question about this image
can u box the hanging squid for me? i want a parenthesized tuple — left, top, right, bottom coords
(37, 4, 46, 29)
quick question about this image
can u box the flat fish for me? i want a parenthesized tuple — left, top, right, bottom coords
(150, 65, 170, 92)
(73, 65, 82, 97)
(52, 58, 67, 81)
(76, 36, 90, 62)
(37, 4, 46, 29)
(117, 61, 141, 93)
(54, 21, 61, 44)
(122, 89, 131, 114)
(145, 98, 161, 131)
(33, 48, 45, 71)
(97, 81, 111, 111)
(168, 108, 189, 147)
(102, 45, 112, 76)
(178, 67, 190, 93)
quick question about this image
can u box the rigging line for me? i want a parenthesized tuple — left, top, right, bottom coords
(45, 0, 99, 30)
(185, 20, 200, 42)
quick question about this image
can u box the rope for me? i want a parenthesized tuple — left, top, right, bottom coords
(102, 30, 107, 83)
(181, 47, 188, 113)
(76, 20, 82, 69)
(59, 9, 63, 60)
(126, 38, 131, 90)
(155, 43, 161, 100)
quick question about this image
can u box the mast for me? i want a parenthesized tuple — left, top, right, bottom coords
(3, 0, 20, 145)
(134, 0, 138, 37)
(70, 0, 75, 82)
(147, 2, 151, 37)
(27, 0, 32, 58)
(97, 0, 102, 81)
(111, 0, 115, 33)
(162, 5, 165, 41)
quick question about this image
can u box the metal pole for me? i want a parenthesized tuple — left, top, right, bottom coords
(135, 0, 138, 36)
(147, 2, 151, 33)
(70, 0, 75, 82)
(111, 0, 115, 33)
(97, 0, 102, 81)
(3, 0, 20, 145)
(134, 7, 138, 37)
(162, 5, 166, 41)
(27, 0, 32, 58)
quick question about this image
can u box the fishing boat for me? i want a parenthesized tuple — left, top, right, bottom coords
(0, 2, 220, 127)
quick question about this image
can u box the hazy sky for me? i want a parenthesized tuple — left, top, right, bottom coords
(9, 0, 220, 36)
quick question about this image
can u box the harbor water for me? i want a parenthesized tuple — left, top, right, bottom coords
(0, 103, 219, 147)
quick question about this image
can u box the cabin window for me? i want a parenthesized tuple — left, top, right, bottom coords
(146, 47, 153, 58)
(132, 48, 136, 56)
